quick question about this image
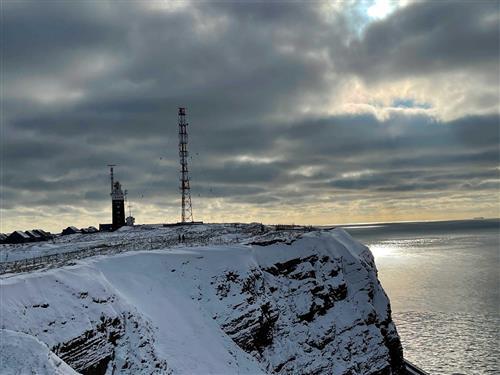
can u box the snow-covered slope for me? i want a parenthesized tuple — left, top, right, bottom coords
(0, 329, 77, 375)
(0, 226, 404, 374)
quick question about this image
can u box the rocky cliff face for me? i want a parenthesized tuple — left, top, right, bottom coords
(207, 231, 404, 374)
(0, 227, 404, 374)
(0, 267, 169, 374)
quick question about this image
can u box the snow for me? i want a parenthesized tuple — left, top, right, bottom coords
(1, 223, 250, 262)
(96, 251, 264, 374)
(0, 225, 402, 374)
(0, 329, 77, 375)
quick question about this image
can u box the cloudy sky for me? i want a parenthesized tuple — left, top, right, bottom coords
(1, 0, 499, 232)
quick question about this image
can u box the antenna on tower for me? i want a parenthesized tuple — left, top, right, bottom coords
(124, 189, 132, 217)
(107, 164, 116, 194)
(123, 188, 136, 226)
(178, 107, 194, 223)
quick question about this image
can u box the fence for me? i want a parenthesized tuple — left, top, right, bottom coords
(0, 225, 321, 276)
(0, 233, 237, 276)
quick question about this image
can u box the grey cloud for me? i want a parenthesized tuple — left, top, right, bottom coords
(326, 167, 499, 193)
(3, 109, 499, 212)
(3, 1, 128, 82)
(282, 114, 499, 167)
(338, 0, 499, 80)
(2, 0, 499, 229)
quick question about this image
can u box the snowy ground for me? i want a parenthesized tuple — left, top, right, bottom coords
(0, 224, 403, 374)
(0, 330, 78, 375)
(0, 223, 279, 263)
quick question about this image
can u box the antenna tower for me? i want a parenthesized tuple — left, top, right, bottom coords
(178, 107, 194, 223)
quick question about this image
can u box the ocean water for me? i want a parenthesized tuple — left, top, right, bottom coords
(345, 219, 500, 375)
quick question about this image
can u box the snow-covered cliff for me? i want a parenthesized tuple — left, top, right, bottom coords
(0, 227, 403, 374)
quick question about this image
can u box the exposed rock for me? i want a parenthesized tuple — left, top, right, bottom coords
(208, 230, 405, 374)
(0, 267, 170, 374)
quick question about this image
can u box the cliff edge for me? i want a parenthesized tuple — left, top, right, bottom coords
(0, 227, 404, 374)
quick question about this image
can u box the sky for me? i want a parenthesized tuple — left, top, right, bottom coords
(1, 0, 499, 233)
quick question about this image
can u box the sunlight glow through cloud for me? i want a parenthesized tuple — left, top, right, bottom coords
(367, 0, 398, 20)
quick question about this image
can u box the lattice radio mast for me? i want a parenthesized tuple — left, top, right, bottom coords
(178, 107, 194, 223)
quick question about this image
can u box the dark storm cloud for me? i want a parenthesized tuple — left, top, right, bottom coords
(338, 0, 500, 80)
(328, 168, 499, 193)
(282, 113, 499, 164)
(1, 0, 499, 228)
(3, 1, 124, 74)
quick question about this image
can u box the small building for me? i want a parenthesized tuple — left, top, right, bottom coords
(81, 226, 98, 234)
(99, 223, 113, 232)
(126, 216, 135, 226)
(25, 230, 43, 242)
(32, 229, 54, 240)
(61, 226, 81, 236)
(0, 233, 7, 243)
(6, 231, 31, 244)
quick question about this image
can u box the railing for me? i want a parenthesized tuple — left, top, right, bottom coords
(0, 235, 234, 276)
(0, 226, 316, 276)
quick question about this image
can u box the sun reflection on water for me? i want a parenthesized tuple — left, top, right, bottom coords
(351, 225, 500, 374)
(369, 243, 396, 258)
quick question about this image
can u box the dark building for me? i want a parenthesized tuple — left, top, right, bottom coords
(111, 181, 125, 230)
(100, 165, 127, 231)
(99, 223, 113, 232)
(0, 233, 7, 243)
(6, 231, 31, 244)
(81, 226, 98, 234)
(32, 229, 53, 240)
(62, 226, 81, 235)
(25, 230, 43, 242)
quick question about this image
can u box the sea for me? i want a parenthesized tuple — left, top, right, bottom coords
(345, 219, 499, 375)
